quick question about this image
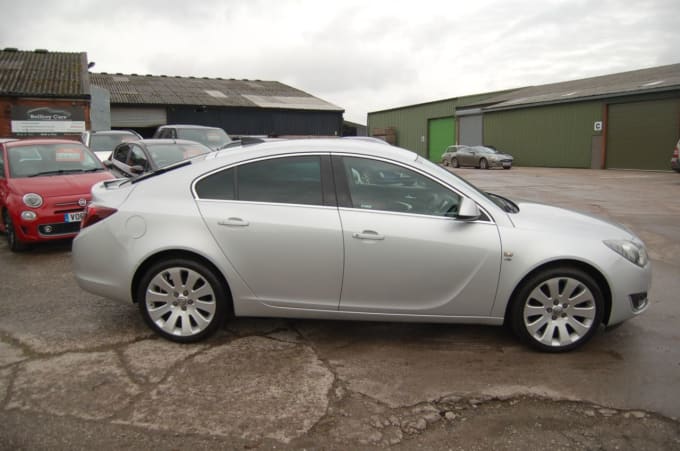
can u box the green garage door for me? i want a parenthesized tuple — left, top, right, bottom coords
(607, 99, 680, 170)
(428, 116, 456, 162)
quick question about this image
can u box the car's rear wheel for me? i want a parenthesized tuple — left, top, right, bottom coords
(452, 157, 459, 168)
(137, 258, 228, 343)
(510, 267, 603, 352)
(3, 212, 27, 252)
(479, 158, 489, 169)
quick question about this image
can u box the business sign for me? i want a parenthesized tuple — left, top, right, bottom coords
(11, 105, 86, 135)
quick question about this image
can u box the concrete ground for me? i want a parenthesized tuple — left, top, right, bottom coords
(0, 166, 679, 449)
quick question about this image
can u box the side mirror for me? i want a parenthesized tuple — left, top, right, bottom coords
(102, 159, 113, 168)
(457, 197, 481, 221)
(130, 165, 145, 174)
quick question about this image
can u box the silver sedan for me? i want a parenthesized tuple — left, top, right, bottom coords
(72, 139, 650, 352)
(449, 145, 513, 169)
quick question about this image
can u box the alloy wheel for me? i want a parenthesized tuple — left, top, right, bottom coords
(522, 276, 597, 348)
(144, 266, 218, 338)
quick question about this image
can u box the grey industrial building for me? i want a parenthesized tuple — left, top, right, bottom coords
(368, 63, 680, 170)
(90, 72, 344, 138)
(0, 48, 346, 140)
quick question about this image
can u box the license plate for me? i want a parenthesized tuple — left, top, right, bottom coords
(64, 211, 85, 223)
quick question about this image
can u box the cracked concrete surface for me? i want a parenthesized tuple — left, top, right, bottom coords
(1, 167, 679, 449)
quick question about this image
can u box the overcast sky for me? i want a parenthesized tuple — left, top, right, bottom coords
(1, 0, 679, 124)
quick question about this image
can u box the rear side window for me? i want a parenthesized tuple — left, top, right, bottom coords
(195, 168, 235, 200)
(195, 156, 322, 205)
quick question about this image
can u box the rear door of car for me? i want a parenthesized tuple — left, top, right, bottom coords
(194, 154, 344, 310)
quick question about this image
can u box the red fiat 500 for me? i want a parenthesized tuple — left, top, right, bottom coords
(0, 138, 114, 251)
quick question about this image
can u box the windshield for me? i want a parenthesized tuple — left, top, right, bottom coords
(8, 143, 103, 178)
(177, 128, 231, 149)
(90, 133, 139, 151)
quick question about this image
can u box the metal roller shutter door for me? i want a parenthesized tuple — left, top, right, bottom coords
(606, 99, 680, 170)
(111, 107, 167, 128)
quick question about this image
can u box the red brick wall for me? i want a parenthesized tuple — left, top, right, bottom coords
(0, 97, 90, 139)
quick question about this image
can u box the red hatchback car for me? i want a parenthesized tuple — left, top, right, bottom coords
(0, 138, 114, 251)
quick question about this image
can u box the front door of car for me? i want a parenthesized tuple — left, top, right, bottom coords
(335, 156, 502, 317)
(194, 154, 344, 310)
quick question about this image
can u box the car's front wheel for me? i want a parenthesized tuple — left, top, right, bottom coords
(510, 267, 603, 352)
(442, 159, 450, 166)
(137, 258, 228, 342)
(479, 158, 489, 169)
(452, 157, 459, 168)
(3, 212, 27, 252)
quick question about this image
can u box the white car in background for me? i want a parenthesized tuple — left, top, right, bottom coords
(80, 130, 142, 161)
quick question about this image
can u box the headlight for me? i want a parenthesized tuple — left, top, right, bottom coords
(604, 240, 648, 267)
(23, 193, 43, 208)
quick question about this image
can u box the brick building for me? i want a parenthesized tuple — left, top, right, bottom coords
(0, 48, 91, 138)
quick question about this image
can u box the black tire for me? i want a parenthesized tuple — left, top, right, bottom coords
(137, 258, 228, 343)
(509, 266, 604, 352)
(442, 159, 450, 167)
(503, 166, 511, 170)
(479, 158, 488, 170)
(3, 212, 27, 252)
(452, 157, 459, 168)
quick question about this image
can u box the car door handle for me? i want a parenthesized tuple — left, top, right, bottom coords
(352, 230, 385, 240)
(218, 218, 250, 227)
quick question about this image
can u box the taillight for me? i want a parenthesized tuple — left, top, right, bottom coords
(80, 205, 117, 229)
(673, 147, 679, 158)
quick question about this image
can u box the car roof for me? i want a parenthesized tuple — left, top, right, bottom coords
(134, 139, 212, 146)
(158, 124, 224, 130)
(207, 138, 419, 165)
(4, 138, 85, 146)
(89, 130, 139, 135)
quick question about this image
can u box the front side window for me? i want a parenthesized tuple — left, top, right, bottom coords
(129, 145, 149, 169)
(342, 157, 461, 217)
(195, 156, 323, 206)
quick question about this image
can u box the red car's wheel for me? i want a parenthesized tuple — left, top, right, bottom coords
(3, 212, 27, 252)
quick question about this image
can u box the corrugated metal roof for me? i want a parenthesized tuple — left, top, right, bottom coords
(477, 63, 680, 111)
(91, 73, 343, 112)
(0, 48, 89, 98)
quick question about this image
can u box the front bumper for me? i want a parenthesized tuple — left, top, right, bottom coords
(13, 211, 84, 242)
(606, 258, 652, 325)
(671, 158, 680, 173)
(489, 159, 513, 169)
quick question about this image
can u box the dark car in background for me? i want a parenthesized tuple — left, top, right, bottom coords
(103, 139, 212, 178)
(153, 125, 232, 150)
(448, 145, 513, 169)
(672, 139, 680, 173)
(0, 138, 113, 251)
(80, 130, 142, 162)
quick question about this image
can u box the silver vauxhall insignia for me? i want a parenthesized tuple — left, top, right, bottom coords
(72, 139, 651, 352)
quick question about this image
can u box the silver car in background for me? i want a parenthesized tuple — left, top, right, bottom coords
(72, 139, 650, 352)
(448, 145, 513, 169)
